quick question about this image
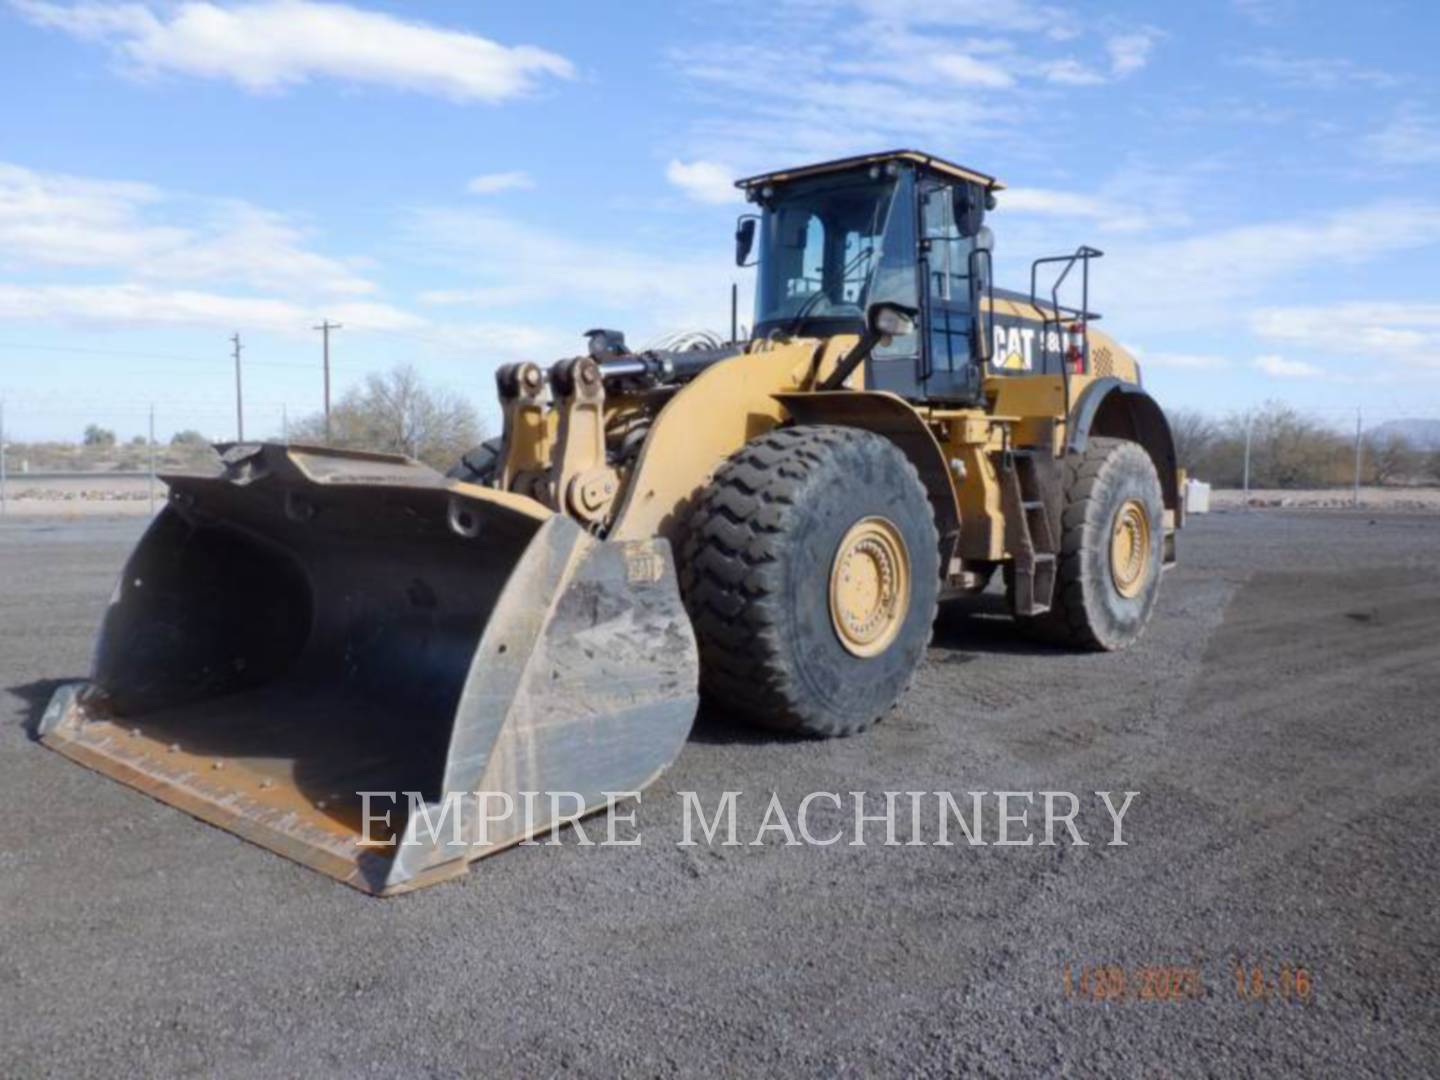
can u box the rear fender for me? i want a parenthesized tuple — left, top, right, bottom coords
(1068, 378, 1182, 526)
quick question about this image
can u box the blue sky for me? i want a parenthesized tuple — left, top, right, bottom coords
(1, 0, 1438, 442)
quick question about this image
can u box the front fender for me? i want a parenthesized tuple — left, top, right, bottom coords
(773, 390, 961, 566)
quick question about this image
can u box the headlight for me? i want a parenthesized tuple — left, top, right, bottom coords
(868, 303, 917, 341)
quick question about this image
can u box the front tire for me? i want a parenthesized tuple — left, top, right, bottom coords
(680, 425, 940, 737)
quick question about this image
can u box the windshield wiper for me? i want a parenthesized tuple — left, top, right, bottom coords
(784, 245, 874, 337)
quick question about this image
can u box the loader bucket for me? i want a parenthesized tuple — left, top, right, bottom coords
(39, 443, 699, 895)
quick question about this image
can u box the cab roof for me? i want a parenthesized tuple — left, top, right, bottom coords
(735, 149, 1005, 192)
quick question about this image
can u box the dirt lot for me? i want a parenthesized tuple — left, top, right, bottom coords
(0, 475, 164, 516)
(1209, 486, 1440, 512)
(1, 511, 1437, 1076)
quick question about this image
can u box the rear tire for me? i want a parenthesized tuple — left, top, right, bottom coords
(1016, 437, 1164, 650)
(446, 438, 503, 486)
(680, 425, 940, 737)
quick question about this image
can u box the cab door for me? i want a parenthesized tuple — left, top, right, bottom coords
(918, 181, 982, 402)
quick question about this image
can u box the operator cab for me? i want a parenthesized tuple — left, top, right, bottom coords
(736, 150, 1004, 404)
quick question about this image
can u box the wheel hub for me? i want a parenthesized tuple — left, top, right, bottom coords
(1109, 498, 1152, 599)
(829, 516, 911, 657)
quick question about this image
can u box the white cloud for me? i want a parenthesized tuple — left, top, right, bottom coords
(1036, 30, 1156, 86)
(930, 53, 1014, 88)
(408, 208, 743, 337)
(673, 42, 1001, 169)
(1233, 50, 1398, 90)
(1106, 32, 1156, 77)
(997, 180, 1186, 234)
(1001, 187, 1109, 218)
(0, 163, 178, 267)
(1136, 351, 1232, 371)
(1042, 59, 1106, 86)
(667, 0, 1140, 171)
(848, 0, 1075, 36)
(0, 162, 376, 296)
(0, 283, 419, 332)
(10, 0, 574, 102)
(466, 171, 534, 196)
(1365, 108, 1440, 166)
(1254, 354, 1322, 378)
(0, 161, 374, 295)
(1098, 201, 1440, 333)
(665, 160, 739, 205)
(1231, 0, 1293, 25)
(1252, 303, 1440, 364)
(0, 161, 430, 334)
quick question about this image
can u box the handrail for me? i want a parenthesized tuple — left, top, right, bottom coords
(1029, 245, 1104, 411)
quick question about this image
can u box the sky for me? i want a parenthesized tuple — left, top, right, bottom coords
(1, 0, 1438, 443)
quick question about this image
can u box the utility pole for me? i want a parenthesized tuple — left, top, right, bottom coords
(1353, 407, 1363, 508)
(313, 320, 342, 442)
(147, 403, 156, 517)
(1242, 412, 1252, 510)
(231, 331, 245, 441)
(281, 403, 289, 443)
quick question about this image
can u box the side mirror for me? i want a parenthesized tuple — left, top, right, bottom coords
(952, 184, 986, 238)
(735, 215, 759, 267)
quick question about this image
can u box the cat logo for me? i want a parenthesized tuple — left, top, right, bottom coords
(993, 324, 1037, 371)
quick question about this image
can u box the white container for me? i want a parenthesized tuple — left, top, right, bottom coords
(1185, 478, 1211, 514)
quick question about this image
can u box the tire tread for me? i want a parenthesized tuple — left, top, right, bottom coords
(680, 425, 938, 736)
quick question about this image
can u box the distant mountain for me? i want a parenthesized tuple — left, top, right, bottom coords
(1369, 419, 1440, 449)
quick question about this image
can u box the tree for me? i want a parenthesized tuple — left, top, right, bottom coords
(289, 364, 483, 471)
(1167, 409, 1220, 472)
(1365, 432, 1419, 486)
(129, 434, 147, 447)
(1238, 402, 1349, 488)
(82, 424, 116, 448)
(170, 429, 210, 448)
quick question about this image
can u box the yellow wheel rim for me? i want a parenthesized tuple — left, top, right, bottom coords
(829, 516, 911, 657)
(1109, 498, 1152, 599)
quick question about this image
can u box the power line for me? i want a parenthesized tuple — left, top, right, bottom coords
(0, 339, 317, 370)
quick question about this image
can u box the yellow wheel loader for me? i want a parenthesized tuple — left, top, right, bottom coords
(40, 150, 1181, 894)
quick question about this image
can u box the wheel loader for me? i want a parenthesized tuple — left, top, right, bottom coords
(40, 150, 1181, 894)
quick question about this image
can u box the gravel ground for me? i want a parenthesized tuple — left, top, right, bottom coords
(0, 476, 164, 516)
(1209, 487, 1440, 512)
(1, 511, 1437, 1077)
